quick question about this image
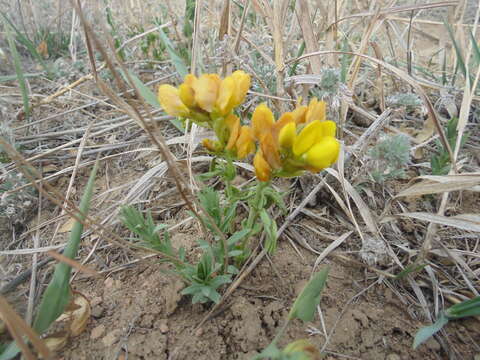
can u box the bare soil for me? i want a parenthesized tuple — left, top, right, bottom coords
(60, 233, 480, 360)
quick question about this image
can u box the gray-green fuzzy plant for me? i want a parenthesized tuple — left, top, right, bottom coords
(369, 134, 411, 183)
(387, 93, 422, 113)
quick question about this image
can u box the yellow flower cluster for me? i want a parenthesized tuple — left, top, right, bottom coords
(251, 99, 340, 181)
(158, 71, 254, 159)
(158, 72, 340, 181)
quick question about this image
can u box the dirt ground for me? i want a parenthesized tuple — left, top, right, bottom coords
(59, 233, 480, 360)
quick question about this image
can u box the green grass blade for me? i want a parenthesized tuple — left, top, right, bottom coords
(157, 28, 188, 79)
(444, 20, 466, 78)
(446, 296, 480, 319)
(288, 266, 329, 322)
(394, 263, 427, 280)
(120, 69, 160, 108)
(4, 22, 29, 118)
(0, 73, 42, 82)
(119, 68, 184, 132)
(33, 160, 98, 334)
(413, 313, 449, 349)
(0, 12, 53, 78)
(469, 30, 480, 66)
(288, 41, 305, 77)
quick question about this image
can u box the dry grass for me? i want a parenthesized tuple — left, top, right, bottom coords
(0, 0, 479, 358)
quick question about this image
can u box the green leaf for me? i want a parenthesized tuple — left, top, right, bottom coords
(118, 69, 184, 132)
(33, 160, 98, 334)
(260, 210, 278, 254)
(394, 263, 427, 280)
(252, 343, 283, 360)
(470, 30, 480, 72)
(120, 69, 160, 108)
(446, 296, 480, 319)
(158, 28, 188, 78)
(4, 21, 29, 118)
(227, 228, 251, 247)
(0, 342, 20, 360)
(289, 267, 330, 322)
(0, 73, 41, 82)
(413, 312, 449, 349)
(0, 12, 53, 78)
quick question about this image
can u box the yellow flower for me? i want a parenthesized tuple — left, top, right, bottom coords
(225, 114, 241, 150)
(305, 136, 340, 170)
(231, 70, 250, 104)
(235, 126, 255, 159)
(252, 103, 275, 139)
(202, 138, 221, 152)
(193, 74, 221, 112)
(178, 74, 197, 108)
(250, 102, 340, 181)
(305, 98, 326, 123)
(253, 150, 272, 182)
(290, 120, 340, 170)
(216, 70, 251, 116)
(291, 98, 326, 124)
(158, 84, 190, 117)
(278, 121, 296, 148)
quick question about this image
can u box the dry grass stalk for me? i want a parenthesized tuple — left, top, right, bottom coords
(295, 0, 321, 74)
(0, 295, 52, 360)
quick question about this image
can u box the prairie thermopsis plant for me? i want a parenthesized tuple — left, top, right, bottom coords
(158, 71, 340, 182)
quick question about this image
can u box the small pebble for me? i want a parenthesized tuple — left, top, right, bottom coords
(91, 324, 106, 340)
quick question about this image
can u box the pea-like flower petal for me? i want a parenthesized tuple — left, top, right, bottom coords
(254, 150, 272, 182)
(216, 77, 235, 115)
(252, 103, 275, 139)
(305, 136, 340, 170)
(231, 70, 251, 104)
(193, 74, 220, 112)
(235, 126, 255, 158)
(158, 84, 189, 117)
(179, 83, 195, 108)
(225, 114, 241, 150)
(202, 138, 221, 152)
(292, 105, 307, 124)
(273, 112, 294, 140)
(278, 121, 296, 149)
(319, 120, 336, 138)
(260, 132, 281, 169)
(292, 120, 323, 156)
(305, 98, 326, 123)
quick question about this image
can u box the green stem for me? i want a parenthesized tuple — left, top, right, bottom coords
(241, 180, 269, 250)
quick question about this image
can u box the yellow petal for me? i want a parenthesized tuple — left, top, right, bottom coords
(231, 70, 251, 104)
(292, 120, 323, 156)
(305, 136, 340, 170)
(319, 120, 336, 138)
(291, 105, 307, 124)
(273, 112, 294, 140)
(158, 84, 189, 116)
(253, 150, 271, 182)
(260, 132, 281, 169)
(278, 121, 296, 149)
(184, 73, 197, 87)
(252, 103, 274, 140)
(216, 77, 235, 115)
(225, 114, 241, 150)
(179, 83, 195, 108)
(202, 138, 220, 152)
(306, 98, 326, 123)
(193, 74, 220, 112)
(235, 126, 255, 158)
